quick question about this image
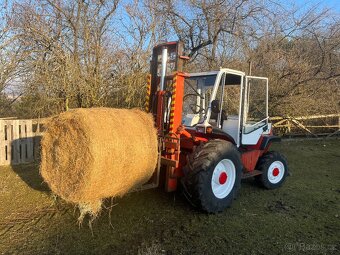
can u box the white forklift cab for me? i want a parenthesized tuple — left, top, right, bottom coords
(182, 68, 271, 147)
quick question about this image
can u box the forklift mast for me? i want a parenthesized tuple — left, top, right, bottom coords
(145, 41, 189, 192)
(146, 41, 188, 135)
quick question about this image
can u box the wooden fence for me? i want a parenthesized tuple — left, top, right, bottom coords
(0, 118, 45, 165)
(0, 113, 338, 166)
(270, 113, 340, 137)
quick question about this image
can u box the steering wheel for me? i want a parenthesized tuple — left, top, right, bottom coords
(183, 93, 204, 100)
(189, 103, 205, 114)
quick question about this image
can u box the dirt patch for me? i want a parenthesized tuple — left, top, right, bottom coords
(267, 200, 295, 213)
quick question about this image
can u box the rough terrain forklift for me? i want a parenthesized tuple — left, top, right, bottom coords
(144, 41, 288, 213)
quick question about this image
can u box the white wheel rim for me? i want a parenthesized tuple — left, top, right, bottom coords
(211, 159, 236, 199)
(267, 161, 285, 184)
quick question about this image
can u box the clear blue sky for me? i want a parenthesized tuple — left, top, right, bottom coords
(293, 0, 339, 12)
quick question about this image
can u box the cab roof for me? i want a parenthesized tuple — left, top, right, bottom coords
(188, 68, 245, 86)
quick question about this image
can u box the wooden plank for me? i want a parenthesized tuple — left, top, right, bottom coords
(304, 125, 340, 128)
(293, 114, 340, 120)
(0, 121, 5, 165)
(270, 113, 340, 121)
(0, 119, 38, 166)
(12, 120, 19, 165)
(0, 117, 17, 120)
(290, 119, 318, 137)
(272, 119, 288, 127)
(327, 129, 340, 137)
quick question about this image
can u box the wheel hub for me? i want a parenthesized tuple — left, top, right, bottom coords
(211, 159, 236, 199)
(219, 172, 228, 184)
(272, 168, 280, 177)
(267, 161, 285, 184)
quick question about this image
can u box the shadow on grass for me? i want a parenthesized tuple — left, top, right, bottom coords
(8, 136, 49, 192)
(11, 163, 50, 192)
(241, 177, 259, 187)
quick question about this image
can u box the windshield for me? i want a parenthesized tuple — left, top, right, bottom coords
(182, 74, 217, 126)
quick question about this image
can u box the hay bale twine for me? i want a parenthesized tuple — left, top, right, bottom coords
(40, 108, 158, 215)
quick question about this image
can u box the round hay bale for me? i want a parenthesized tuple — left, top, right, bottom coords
(40, 108, 158, 213)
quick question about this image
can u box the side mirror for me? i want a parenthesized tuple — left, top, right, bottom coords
(211, 99, 220, 114)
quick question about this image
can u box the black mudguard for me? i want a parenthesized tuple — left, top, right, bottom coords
(260, 135, 281, 150)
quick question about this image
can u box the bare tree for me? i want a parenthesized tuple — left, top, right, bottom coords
(107, 0, 167, 108)
(10, 0, 119, 116)
(150, 0, 269, 69)
(0, 0, 338, 119)
(248, 7, 340, 115)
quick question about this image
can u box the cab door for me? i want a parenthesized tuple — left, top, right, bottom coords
(241, 76, 270, 145)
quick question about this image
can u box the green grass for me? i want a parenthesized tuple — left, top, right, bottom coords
(0, 139, 339, 254)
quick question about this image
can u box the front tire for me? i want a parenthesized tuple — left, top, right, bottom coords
(256, 151, 288, 189)
(182, 140, 242, 213)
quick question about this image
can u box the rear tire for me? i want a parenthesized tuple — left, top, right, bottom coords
(256, 151, 288, 189)
(182, 139, 242, 213)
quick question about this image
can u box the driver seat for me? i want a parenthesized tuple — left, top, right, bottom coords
(210, 110, 227, 128)
(210, 99, 227, 127)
